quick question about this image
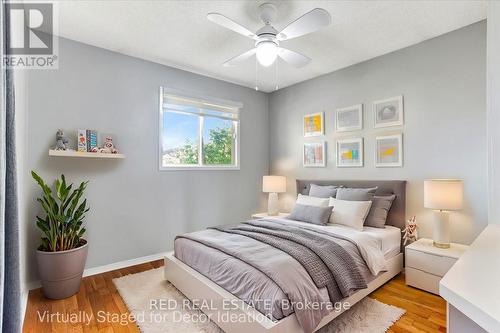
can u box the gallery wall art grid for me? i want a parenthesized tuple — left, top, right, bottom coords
(301, 95, 404, 168)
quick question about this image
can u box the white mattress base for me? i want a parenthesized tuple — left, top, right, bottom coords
(164, 251, 403, 333)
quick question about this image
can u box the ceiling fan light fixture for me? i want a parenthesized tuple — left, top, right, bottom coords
(209, 4, 332, 72)
(256, 40, 278, 67)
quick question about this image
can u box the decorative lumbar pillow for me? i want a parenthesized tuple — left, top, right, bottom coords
(364, 195, 396, 228)
(336, 187, 378, 201)
(296, 193, 330, 207)
(328, 197, 372, 230)
(288, 204, 333, 225)
(309, 184, 341, 198)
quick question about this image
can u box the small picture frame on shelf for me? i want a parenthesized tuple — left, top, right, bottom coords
(303, 142, 326, 167)
(303, 112, 324, 137)
(336, 138, 363, 167)
(335, 104, 363, 132)
(373, 95, 404, 128)
(375, 134, 403, 167)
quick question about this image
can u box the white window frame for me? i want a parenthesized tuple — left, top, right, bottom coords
(159, 87, 242, 171)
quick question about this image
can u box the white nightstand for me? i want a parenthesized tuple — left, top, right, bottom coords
(251, 212, 289, 219)
(405, 238, 468, 295)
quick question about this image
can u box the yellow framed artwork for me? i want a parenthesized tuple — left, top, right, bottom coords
(303, 112, 324, 137)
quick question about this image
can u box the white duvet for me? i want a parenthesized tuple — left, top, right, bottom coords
(263, 216, 390, 276)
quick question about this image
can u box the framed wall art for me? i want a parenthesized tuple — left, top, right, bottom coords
(303, 112, 324, 137)
(373, 96, 404, 128)
(336, 104, 363, 132)
(303, 142, 326, 167)
(336, 138, 363, 167)
(375, 134, 403, 167)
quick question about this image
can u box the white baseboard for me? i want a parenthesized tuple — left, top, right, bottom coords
(82, 251, 168, 278)
(23, 279, 41, 291)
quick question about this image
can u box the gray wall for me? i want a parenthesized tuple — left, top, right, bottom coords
(22, 37, 269, 283)
(269, 22, 486, 244)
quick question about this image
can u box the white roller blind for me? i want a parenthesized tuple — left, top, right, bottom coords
(162, 89, 241, 120)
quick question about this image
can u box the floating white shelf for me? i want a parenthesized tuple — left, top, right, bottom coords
(48, 149, 125, 159)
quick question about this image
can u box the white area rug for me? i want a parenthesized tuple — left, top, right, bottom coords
(113, 268, 405, 333)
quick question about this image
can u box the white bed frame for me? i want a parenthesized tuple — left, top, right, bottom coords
(164, 251, 403, 333)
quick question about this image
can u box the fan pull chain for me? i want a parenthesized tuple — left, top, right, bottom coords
(255, 57, 259, 91)
(275, 58, 279, 91)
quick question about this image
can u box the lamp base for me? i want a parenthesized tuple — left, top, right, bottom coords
(433, 210, 451, 248)
(267, 192, 279, 216)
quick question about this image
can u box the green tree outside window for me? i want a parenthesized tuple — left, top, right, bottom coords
(174, 126, 233, 165)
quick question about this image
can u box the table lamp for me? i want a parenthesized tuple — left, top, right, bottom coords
(262, 176, 286, 216)
(424, 179, 463, 248)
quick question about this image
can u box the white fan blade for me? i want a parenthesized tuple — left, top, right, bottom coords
(207, 13, 256, 39)
(223, 48, 256, 66)
(278, 48, 311, 68)
(277, 8, 331, 41)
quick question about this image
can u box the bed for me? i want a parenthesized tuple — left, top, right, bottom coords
(164, 180, 406, 333)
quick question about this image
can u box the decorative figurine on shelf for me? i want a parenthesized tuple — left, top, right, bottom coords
(402, 216, 418, 245)
(55, 129, 69, 150)
(97, 136, 119, 154)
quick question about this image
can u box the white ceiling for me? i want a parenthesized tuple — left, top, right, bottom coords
(55, 0, 487, 92)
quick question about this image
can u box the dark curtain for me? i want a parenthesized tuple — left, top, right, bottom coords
(0, 0, 21, 332)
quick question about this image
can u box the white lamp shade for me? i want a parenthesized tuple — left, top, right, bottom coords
(424, 179, 463, 211)
(262, 176, 286, 193)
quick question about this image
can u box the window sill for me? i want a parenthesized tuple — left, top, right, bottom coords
(159, 166, 240, 171)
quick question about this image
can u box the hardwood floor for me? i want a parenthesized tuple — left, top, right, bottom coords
(370, 274, 446, 333)
(23, 260, 446, 333)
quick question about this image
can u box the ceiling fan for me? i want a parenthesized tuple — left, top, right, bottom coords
(207, 3, 331, 68)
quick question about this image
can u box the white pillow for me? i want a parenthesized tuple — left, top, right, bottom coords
(296, 194, 330, 207)
(328, 197, 372, 231)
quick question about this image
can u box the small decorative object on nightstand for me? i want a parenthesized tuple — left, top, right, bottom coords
(252, 212, 289, 219)
(262, 176, 286, 216)
(405, 238, 468, 294)
(402, 216, 418, 245)
(424, 179, 463, 248)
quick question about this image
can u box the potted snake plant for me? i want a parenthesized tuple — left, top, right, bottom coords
(32, 171, 89, 299)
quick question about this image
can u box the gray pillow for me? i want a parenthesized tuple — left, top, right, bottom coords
(364, 195, 396, 228)
(336, 187, 378, 201)
(309, 184, 341, 198)
(288, 204, 333, 225)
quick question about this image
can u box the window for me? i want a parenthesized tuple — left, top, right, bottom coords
(159, 88, 241, 170)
